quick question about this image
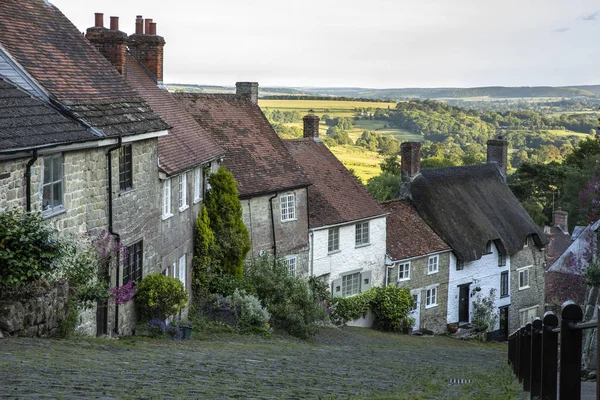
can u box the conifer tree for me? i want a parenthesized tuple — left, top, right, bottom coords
(192, 204, 215, 294)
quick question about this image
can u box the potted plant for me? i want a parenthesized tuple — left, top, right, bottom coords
(447, 323, 459, 334)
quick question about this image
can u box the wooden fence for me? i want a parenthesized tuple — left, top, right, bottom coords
(508, 301, 599, 400)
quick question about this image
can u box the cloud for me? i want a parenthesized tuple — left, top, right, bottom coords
(582, 12, 598, 21)
(552, 27, 569, 33)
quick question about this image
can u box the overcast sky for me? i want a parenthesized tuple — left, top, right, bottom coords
(50, 0, 599, 89)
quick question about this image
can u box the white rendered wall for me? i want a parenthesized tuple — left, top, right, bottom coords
(446, 243, 510, 330)
(310, 216, 387, 289)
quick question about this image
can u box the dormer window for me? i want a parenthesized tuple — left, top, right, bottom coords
(485, 241, 492, 254)
(456, 259, 464, 271)
(524, 236, 533, 248)
(498, 252, 506, 267)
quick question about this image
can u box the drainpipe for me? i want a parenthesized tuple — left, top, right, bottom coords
(268, 193, 277, 267)
(107, 137, 122, 335)
(25, 150, 38, 212)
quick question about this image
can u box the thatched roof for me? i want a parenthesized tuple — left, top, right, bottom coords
(409, 163, 548, 262)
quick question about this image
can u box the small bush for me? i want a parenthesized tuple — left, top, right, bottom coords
(0, 210, 63, 286)
(245, 258, 327, 338)
(207, 274, 256, 297)
(135, 274, 188, 321)
(229, 289, 270, 329)
(331, 289, 376, 325)
(371, 285, 414, 331)
(146, 318, 183, 340)
(471, 288, 498, 335)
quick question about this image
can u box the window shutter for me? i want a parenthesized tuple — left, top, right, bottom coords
(361, 270, 372, 292)
(331, 278, 343, 297)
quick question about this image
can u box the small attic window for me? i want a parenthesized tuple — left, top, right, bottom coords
(456, 259, 464, 271)
(524, 236, 532, 248)
(485, 241, 492, 254)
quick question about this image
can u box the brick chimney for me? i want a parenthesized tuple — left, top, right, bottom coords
(236, 82, 259, 104)
(553, 208, 568, 233)
(128, 16, 166, 84)
(86, 13, 128, 75)
(400, 142, 421, 183)
(303, 111, 320, 139)
(487, 135, 508, 182)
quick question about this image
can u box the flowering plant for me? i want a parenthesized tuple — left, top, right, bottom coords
(110, 280, 137, 305)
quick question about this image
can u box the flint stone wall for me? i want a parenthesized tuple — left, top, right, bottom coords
(0, 281, 68, 338)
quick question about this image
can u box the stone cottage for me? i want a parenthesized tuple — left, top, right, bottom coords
(0, 0, 170, 336)
(284, 114, 387, 316)
(85, 14, 225, 296)
(174, 86, 312, 275)
(399, 137, 547, 336)
(381, 198, 452, 334)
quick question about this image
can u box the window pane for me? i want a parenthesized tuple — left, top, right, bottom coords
(53, 182, 62, 207)
(42, 185, 52, 211)
(44, 158, 52, 183)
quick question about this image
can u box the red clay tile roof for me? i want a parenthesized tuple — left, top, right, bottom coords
(380, 198, 450, 261)
(0, 0, 168, 137)
(0, 77, 97, 151)
(173, 93, 310, 198)
(124, 56, 224, 175)
(284, 138, 386, 228)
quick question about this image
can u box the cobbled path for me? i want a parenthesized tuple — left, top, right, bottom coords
(0, 328, 525, 399)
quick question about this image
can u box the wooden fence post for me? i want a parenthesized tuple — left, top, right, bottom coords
(541, 311, 558, 400)
(517, 326, 523, 381)
(523, 323, 532, 392)
(530, 318, 542, 399)
(560, 301, 583, 400)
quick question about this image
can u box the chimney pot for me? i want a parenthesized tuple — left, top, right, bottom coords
(135, 16, 144, 34)
(144, 18, 153, 35)
(236, 82, 259, 104)
(487, 135, 508, 182)
(149, 22, 157, 35)
(401, 142, 422, 183)
(303, 112, 320, 139)
(110, 16, 119, 31)
(94, 13, 104, 28)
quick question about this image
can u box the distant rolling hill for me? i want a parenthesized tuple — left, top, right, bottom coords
(167, 83, 600, 101)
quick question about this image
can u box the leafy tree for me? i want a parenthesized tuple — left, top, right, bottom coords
(365, 172, 402, 201)
(377, 136, 400, 155)
(192, 204, 215, 295)
(380, 155, 401, 175)
(564, 137, 600, 169)
(205, 167, 251, 277)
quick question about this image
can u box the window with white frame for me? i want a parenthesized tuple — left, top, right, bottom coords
(162, 178, 172, 219)
(280, 193, 296, 221)
(193, 167, 202, 203)
(397, 262, 410, 281)
(285, 255, 297, 277)
(42, 154, 64, 215)
(355, 221, 370, 246)
(342, 272, 360, 297)
(178, 254, 186, 288)
(425, 285, 438, 308)
(178, 173, 188, 211)
(518, 266, 531, 289)
(328, 227, 339, 253)
(519, 306, 538, 326)
(427, 255, 439, 274)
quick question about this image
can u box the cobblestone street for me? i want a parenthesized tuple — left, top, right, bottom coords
(0, 328, 525, 399)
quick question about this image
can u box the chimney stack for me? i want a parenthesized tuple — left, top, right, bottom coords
(553, 208, 568, 233)
(236, 82, 259, 104)
(487, 135, 508, 182)
(303, 111, 320, 139)
(128, 16, 166, 84)
(86, 13, 128, 75)
(400, 142, 421, 183)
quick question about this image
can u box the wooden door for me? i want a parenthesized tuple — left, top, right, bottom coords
(458, 284, 470, 323)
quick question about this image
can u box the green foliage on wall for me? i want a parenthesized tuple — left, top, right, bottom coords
(192, 204, 215, 296)
(370, 285, 414, 332)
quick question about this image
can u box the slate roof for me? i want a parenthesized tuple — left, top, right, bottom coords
(381, 198, 450, 261)
(409, 163, 548, 262)
(547, 220, 600, 275)
(124, 56, 224, 175)
(0, 77, 97, 151)
(284, 138, 386, 228)
(545, 226, 573, 269)
(173, 93, 310, 198)
(0, 0, 169, 137)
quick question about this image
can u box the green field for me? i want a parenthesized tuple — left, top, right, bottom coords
(544, 129, 589, 137)
(259, 99, 417, 182)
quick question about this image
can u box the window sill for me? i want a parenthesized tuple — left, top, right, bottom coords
(179, 204, 189, 212)
(162, 213, 173, 221)
(425, 303, 438, 309)
(500, 294, 510, 299)
(119, 188, 135, 197)
(518, 285, 530, 291)
(193, 197, 203, 205)
(281, 218, 297, 223)
(328, 249, 341, 255)
(398, 277, 410, 282)
(43, 208, 67, 220)
(427, 270, 439, 275)
(355, 243, 371, 249)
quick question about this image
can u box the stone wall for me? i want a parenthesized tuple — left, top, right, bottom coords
(0, 281, 68, 338)
(241, 188, 310, 273)
(509, 245, 545, 333)
(390, 252, 451, 334)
